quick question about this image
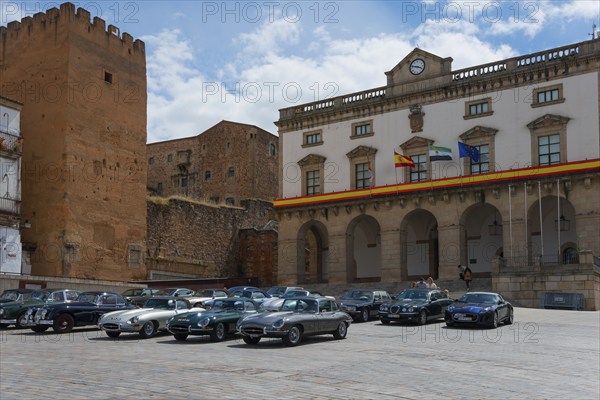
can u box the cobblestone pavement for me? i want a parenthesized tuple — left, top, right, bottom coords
(1, 307, 598, 399)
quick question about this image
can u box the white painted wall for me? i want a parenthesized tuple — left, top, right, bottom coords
(281, 73, 599, 198)
(0, 105, 20, 135)
(0, 226, 22, 274)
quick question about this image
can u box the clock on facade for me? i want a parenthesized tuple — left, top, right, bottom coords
(409, 58, 426, 75)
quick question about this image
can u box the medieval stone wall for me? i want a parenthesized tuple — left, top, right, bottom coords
(147, 120, 278, 205)
(0, 3, 147, 281)
(146, 198, 276, 285)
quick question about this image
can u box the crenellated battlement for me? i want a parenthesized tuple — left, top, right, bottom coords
(0, 2, 145, 55)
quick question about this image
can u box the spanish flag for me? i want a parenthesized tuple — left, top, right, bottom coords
(394, 150, 415, 168)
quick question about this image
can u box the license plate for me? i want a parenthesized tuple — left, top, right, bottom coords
(346, 306, 356, 311)
(388, 314, 399, 318)
(457, 317, 472, 321)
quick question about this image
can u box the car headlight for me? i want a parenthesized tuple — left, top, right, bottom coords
(198, 317, 211, 327)
(379, 304, 388, 311)
(129, 316, 140, 324)
(0, 309, 4, 316)
(40, 309, 48, 319)
(272, 318, 285, 329)
(408, 307, 414, 312)
(482, 307, 491, 312)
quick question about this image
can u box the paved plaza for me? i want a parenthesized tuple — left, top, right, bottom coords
(1, 307, 598, 399)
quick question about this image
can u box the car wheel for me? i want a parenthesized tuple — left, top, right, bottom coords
(106, 331, 121, 338)
(504, 308, 514, 325)
(31, 326, 49, 333)
(359, 308, 369, 323)
(139, 321, 157, 339)
(243, 336, 261, 345)
(53, 314, 74, 333)
(210, 322, 226, 342)
(174, 333, 188, 341)
(16, 312, 30, 329)
(381, 319, 390, 325)
(490, 312, 499, 329)
(282, 325, 302, 347)
(332, 322, 347, 340)
(418, 310, 427, 325)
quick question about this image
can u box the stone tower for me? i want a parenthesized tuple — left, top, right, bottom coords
(0, 3, 147, 280)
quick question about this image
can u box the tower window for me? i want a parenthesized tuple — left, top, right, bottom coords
(104, 71, 113, 84)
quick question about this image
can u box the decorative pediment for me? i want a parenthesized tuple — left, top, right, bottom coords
(527, 114, 570, 130)
(459, 126, 498, 141)
(385, 48, 453, 86)
(346, 145, 378, 159)
(297, 153, 326, 166)
(400, 136, 433, 151)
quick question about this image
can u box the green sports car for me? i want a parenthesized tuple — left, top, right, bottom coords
(166, 298, 260, 342)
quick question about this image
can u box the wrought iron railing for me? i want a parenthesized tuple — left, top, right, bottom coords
(0, 196, 21, 214)
(500, 253, 580, 270)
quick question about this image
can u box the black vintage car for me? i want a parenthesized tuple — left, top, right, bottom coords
(26, 291, 135, 333)
(337, 290, 393, 322)
(379, 289, 454, 325)
(0, 289, 80, 329)
(237, 297, 352, 346)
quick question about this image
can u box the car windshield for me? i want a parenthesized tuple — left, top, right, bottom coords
(458, 293, 498, 304)
(76, 293, 100, 303)
(395, 290, 428, 300)
(267, 287, 284, 296)
(155, 289, 178, 296)
(31, 291, 50, 301)
(194, 290, 215, 297)
(280, 299, 318, 313)
(340, 291, 373, 301)
(283, 290, 309, 298)
(122, 289, 142, 297)
(211, 300, 245, 311)
(144, 298, 176, 309)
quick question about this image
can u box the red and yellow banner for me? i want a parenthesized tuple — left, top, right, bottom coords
(274, 159, 600, 209)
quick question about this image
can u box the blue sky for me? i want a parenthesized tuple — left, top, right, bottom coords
(2, 1, 599, 142)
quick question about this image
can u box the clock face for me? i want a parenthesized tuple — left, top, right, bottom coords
(410, 58, 426, 75)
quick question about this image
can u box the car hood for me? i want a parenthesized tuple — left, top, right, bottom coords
(339, 300, 371, 307)
(389, 299, 428, 307)
(100, 308, 154, 321)
(449, 303, 496, 312)
(240, 311, 298, 325)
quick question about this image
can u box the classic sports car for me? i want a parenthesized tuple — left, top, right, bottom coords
(184, 289, 230, 308)
(237, 297, 352, 346)
(129, 287, 195, 307)
(204, 289, 272, 309)
(0, 289, 80, 329)
(445, 292, 514, 328)
(166, 298, 259, 342)
(0, 289, 37, 304)
(337, 290, 393, 322)
(378, 289, 453, 325)
(25, 291, 135, 333)
(260, 290, 335, 312)
(121, 288, 160, 302)
(98, 296, 204, 338)
(266, 286, 304, 298)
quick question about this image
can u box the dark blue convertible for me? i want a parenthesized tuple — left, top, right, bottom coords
(444, 292, 513, 328)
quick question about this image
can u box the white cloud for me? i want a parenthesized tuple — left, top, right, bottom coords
(144, 18, 519, 142)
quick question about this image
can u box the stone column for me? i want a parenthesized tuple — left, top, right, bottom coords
(380, 228, 401, 282)
(277, 238, 299, 285)
(437, 224, 462, 280)
(326, 233, 347, 285)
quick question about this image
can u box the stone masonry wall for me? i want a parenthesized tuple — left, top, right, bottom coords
(146, 198, 275, 283)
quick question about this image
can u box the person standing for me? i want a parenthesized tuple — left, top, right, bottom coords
(426, 277, 438, 289)
(458, 265, 473, 291)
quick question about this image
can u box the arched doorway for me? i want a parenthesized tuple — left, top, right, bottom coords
(297, 220, 329, 283)
(460, 203, 503, 273)
(346, 215, 381, 282)
(528, 196, 577, 265)
(400, 210, 439, 280)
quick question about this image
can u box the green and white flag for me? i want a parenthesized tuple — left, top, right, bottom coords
(429, 145, 452, 161)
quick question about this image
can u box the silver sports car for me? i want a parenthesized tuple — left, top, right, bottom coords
(98, 296, 204, 338)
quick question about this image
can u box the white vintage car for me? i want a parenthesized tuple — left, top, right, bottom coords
(98, 296, 204, 338)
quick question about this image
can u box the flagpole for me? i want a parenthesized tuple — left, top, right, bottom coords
(508, 184, 513, 259)
(524, 182, 528, 264)
(538, 181, 544, 259)
(557, 179, 561, 264)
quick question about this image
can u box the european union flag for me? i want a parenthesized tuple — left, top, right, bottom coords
(458, 142, 480, 163)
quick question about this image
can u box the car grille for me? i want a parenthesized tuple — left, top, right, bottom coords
(102, 323, 120, 330)
(390, 305, 401, 314)
(240, 326, 264, 335)
(168, 324, 190, 333)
